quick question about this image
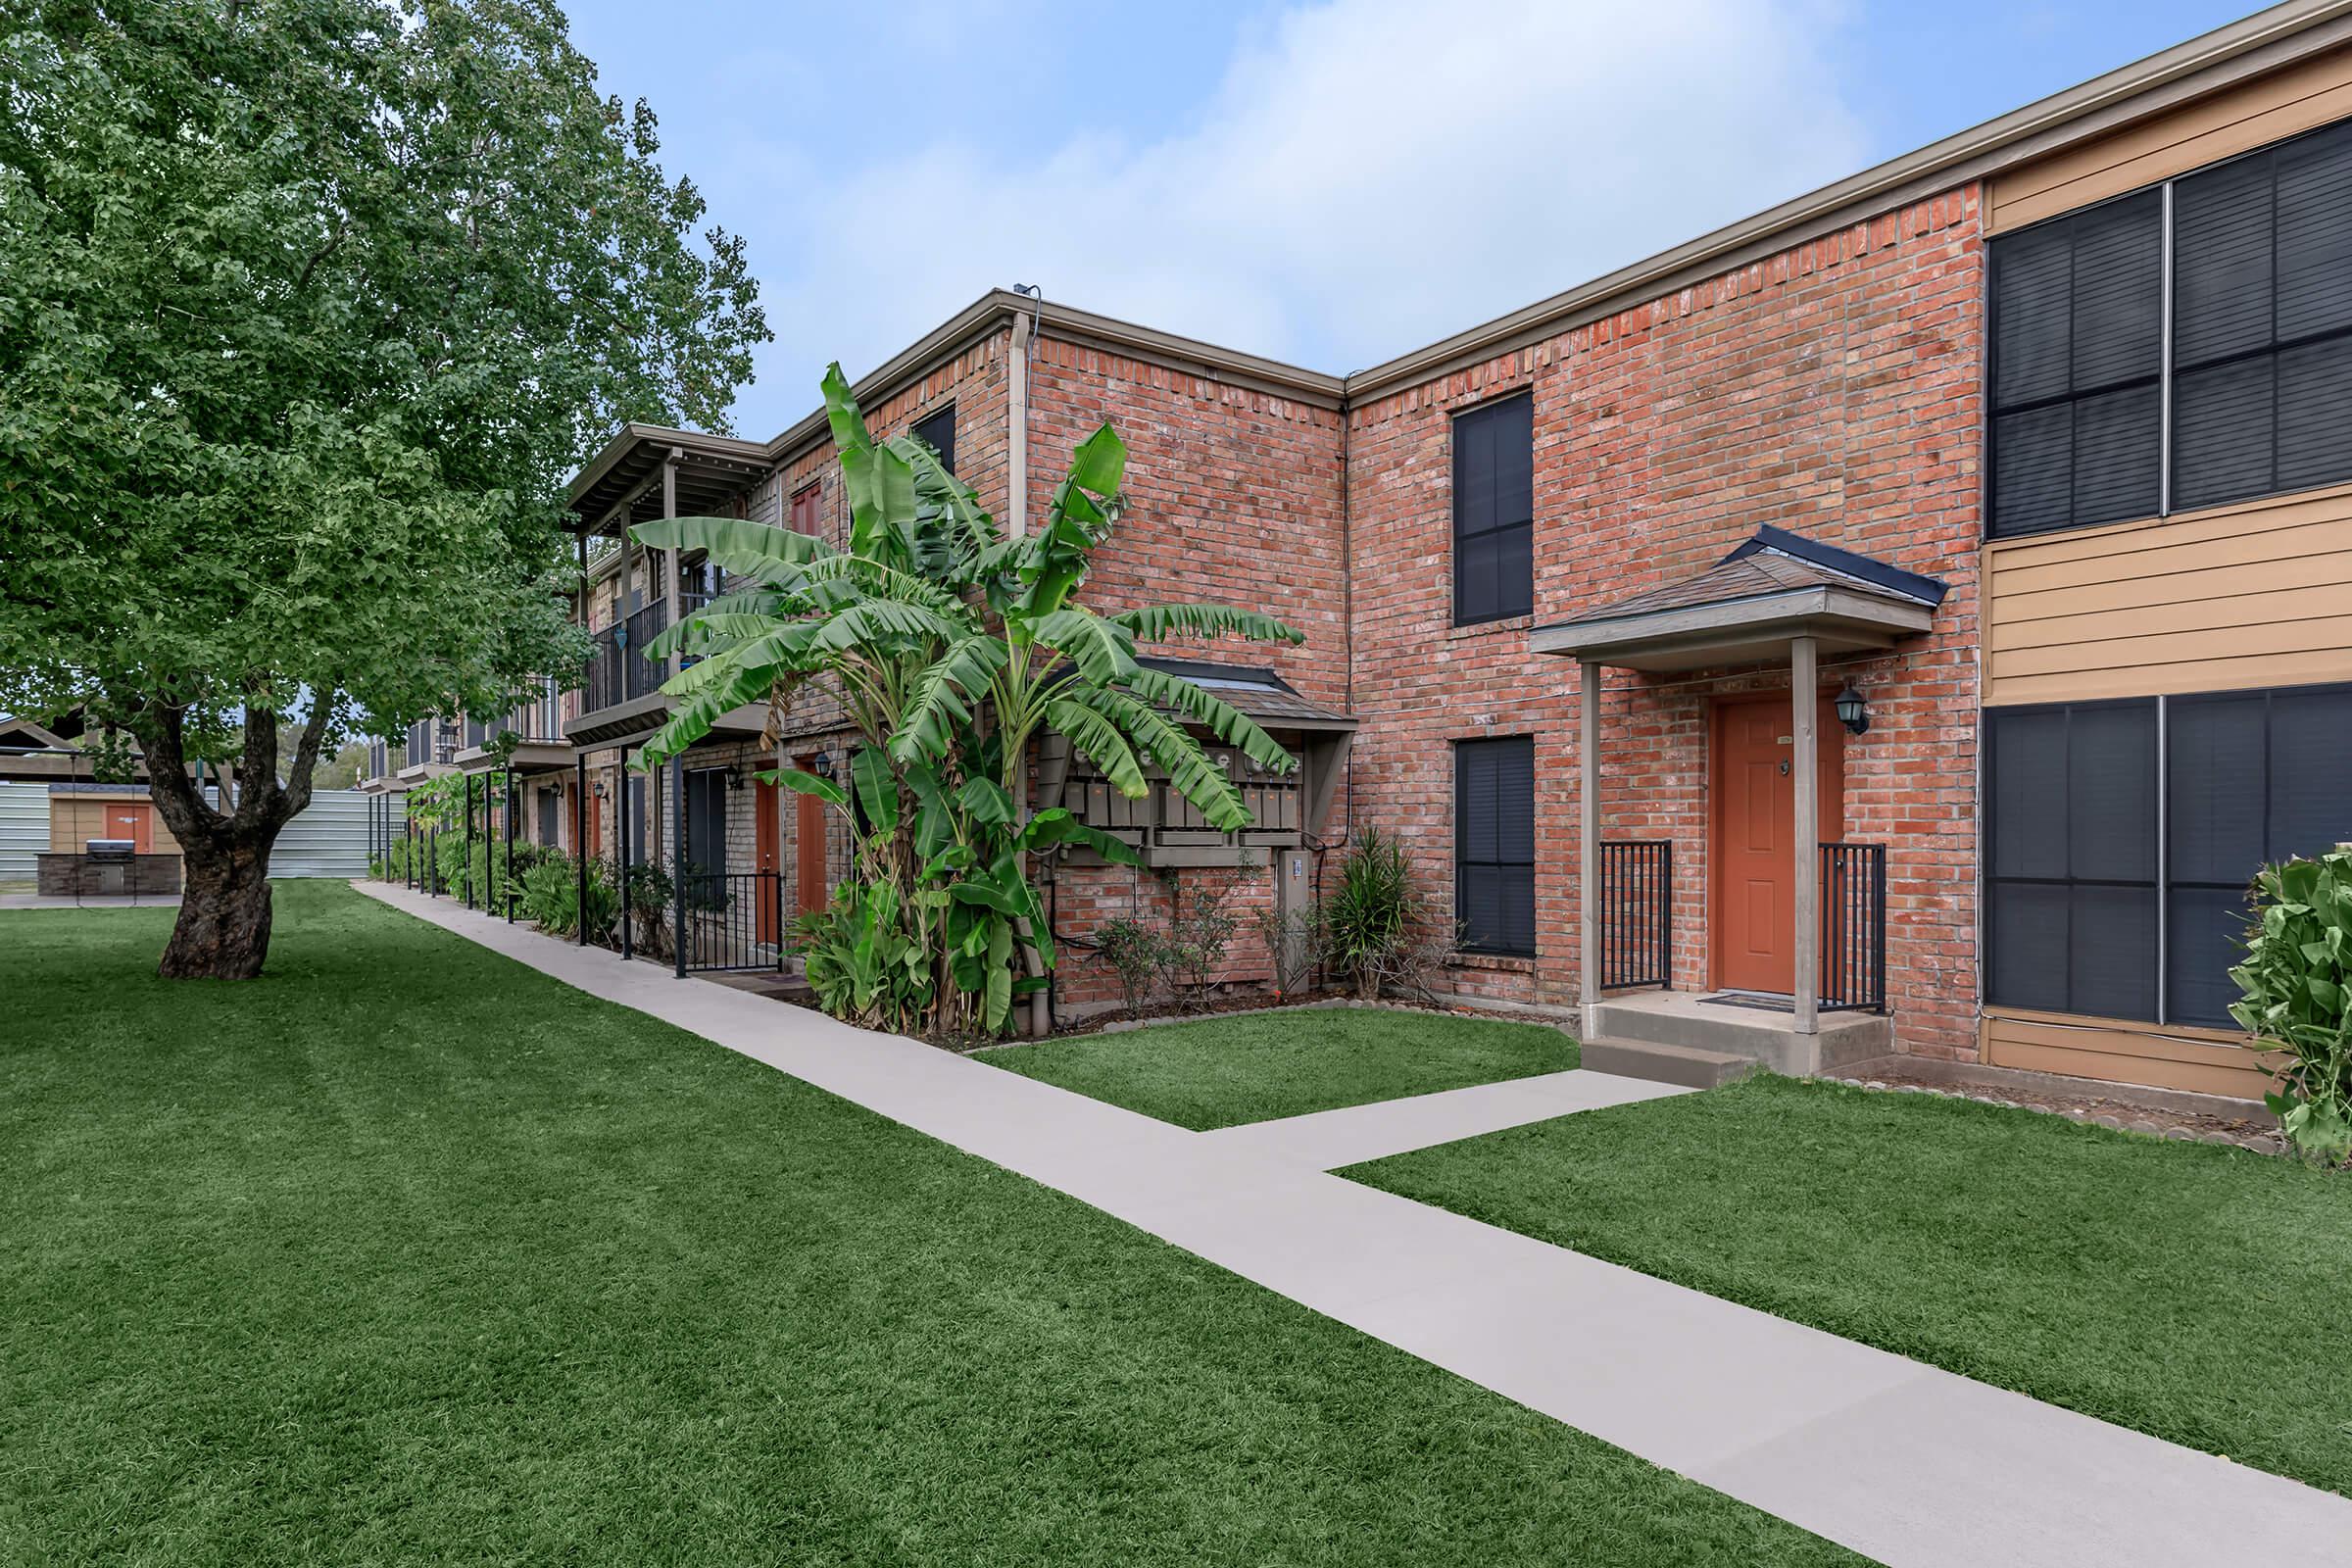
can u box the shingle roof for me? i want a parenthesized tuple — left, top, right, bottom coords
(1134, 656, 1354, 729)
(1545, 525, 1947, 631)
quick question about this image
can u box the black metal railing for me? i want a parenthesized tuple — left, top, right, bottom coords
(673, 869, 785, 974)
(1597, 839, 1673, 991)
(1820, 842, 1887, 1012)
(579, 595, 710, 715)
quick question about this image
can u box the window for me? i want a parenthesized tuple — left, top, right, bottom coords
(1451, 392, 1534, 623)
(912, 405, 956, 475)
(1984, 701, 2158, 1020)
(1455, 736, 1536, 956)
(1984, 684, 2352, 1027)
(685, 766, 728, 878)
(1988, 121, 2352, 538)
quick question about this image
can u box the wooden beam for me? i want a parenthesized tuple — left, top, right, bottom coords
(1792, 634, 1820, 1036)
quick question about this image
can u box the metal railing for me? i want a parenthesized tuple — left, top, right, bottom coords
(672, 869, 785, 974)
(579, 595, 710, 715)
(1820, 842, 1887, 1013)
(1597, 839, 1673, 991)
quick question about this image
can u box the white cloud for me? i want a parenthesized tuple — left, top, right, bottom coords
(747, 0, 1869, 419)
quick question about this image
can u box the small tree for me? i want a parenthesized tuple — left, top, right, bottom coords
(1324, 828, 1416, 1000)
(0, 0, 765, 976)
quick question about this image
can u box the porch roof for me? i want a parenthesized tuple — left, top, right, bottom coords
(1529, 525, 1946, 672)
(1135, 656, 1356, 733)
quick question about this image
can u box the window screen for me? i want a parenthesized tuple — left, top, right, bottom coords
(2173, 122, 2352, 513)
(2166, 684, 2352, 1025)
(1451, 393, 1534, 624)
(1984, 701, 2158, 1020)
(1988, 191, 2163, 537)
(1455, 736, 1536, 956)
(912, 405, 956, 475)
(685, 767, 729, 878)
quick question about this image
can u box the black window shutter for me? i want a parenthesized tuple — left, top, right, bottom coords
(1452, 394, 1533, 623)
(1455, 736, 1536, 956)
(912, 406, 956, 475)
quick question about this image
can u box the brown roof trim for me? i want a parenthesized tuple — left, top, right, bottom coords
(565, 423, 767, 512)
(1342, 0, 2352, 402)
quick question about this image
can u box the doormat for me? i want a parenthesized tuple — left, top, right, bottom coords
(1697, 992, 1793, 1013)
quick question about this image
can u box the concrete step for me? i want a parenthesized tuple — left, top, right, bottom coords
(1580, 1036, 1758, 1090)
(1591, 997, 1889, 1074)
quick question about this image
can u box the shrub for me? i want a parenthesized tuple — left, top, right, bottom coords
(2231, 850, 2352, 1164)
(1093, 917, 1162, 1019)
(622, 861, 674, 958)
(521, 851, 580, 935)
(1154, 875, 1247, 1012)
(792, 881, 933, 1036)
(1251, 903, 1325, 1000)
(1324, 827, 1414, 999)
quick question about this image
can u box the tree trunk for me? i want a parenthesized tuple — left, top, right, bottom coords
(159, 833, 275, 979)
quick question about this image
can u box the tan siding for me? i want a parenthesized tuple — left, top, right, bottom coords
(46, 796, 182, 856)
(1988, 42, 2352, 232)
(1984, 484, 2352, 705)
(1981, 1011, 2274, 1101)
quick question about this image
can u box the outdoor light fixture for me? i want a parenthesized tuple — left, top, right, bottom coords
(810, 751, 835, 780)
(1834, 681, 1872, 736)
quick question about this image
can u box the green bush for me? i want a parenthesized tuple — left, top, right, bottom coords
(1324, 827, 1414, 999)
(792, 881, 933, 1036)
(521, 852, 580, 935)
(2231, 849, 2352, 1163)
(1093, 916, 1161, 1018)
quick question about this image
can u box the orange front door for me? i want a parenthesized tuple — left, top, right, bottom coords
(794, 757, 828, 918)
(1710, 696, 1843, 995)
(754, 776, 781, 943)
(105, 803, 152, 853)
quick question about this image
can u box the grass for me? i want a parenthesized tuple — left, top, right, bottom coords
(1348, 1072, 2352, 1500)
(0, 882, 1856, 1566)
(984, 1005, 1580, 1130)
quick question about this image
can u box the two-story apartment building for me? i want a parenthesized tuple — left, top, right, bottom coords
(386, 2, 2352, 1098)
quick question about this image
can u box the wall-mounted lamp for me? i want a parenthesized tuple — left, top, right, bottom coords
(726, 763, 750, 792)
(809, 751, 835, 780)
(1834, 681, 1872, 737)
(592, 779, 609, 799)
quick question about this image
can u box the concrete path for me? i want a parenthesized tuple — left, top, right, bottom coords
(357, 882, 2352, 1568)
(1200, 1067, 1690, 1168)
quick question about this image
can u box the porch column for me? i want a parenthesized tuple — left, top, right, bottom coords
(662, 448, 681, 686)
(1578, 660, 1602, 1040)
(1791, 635, 1820, 1035)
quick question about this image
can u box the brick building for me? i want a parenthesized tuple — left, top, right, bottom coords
(367, 3, 2352, 1098)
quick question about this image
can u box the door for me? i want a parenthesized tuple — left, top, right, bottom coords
(794, 755, 828, 918)
(104, 802, 152, 853)
(754, 777, 781, 944)
(1710, 695, 1843, 994)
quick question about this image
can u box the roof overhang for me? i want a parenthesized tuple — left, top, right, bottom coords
(567, 426, 772, 539)
(563, 695, 769, 753)
(1530, 585, 1936, 672)
(455, 741, 577, 777)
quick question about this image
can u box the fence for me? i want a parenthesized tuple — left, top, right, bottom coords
(1820, 841, 1887, 1012)
(1596, 839, 1674, 991)
(673, 870, 784, 974)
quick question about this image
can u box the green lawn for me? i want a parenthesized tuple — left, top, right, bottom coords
(0, 882, 1854, 1566)
(1348, 1073, 2352, 1500)
(985, 1006, 1580, 1130)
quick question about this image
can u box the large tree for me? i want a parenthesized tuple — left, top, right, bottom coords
(0, 0, 766, 976)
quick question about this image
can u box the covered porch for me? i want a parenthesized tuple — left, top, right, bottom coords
(1530, 526, 1946, 1077)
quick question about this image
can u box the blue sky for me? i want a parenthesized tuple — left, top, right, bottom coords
(560, 0, 2260, 439)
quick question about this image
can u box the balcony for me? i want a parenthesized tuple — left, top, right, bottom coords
(579, 594, 712, 716)
(455, 677, 573, 776)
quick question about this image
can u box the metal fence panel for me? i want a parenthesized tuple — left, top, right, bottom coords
(0, 782, 48, 885)
(271, 788, 373, 878)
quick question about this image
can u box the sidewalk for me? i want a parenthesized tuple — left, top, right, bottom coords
(356, 880, 2352, 1568)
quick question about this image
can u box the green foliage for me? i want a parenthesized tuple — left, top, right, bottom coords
(520, 852, 582, 937)
(1154, 872, 1254, 1012)
(632, 365, 1303, 1037)
(2230, 851, 2352, 1163)
(1324, 828, 1416, 997)
(1093, 917, 1163, 1019)
(0, 0, 766, 971)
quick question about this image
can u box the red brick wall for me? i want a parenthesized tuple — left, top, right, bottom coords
(1345, 188, 1985, 1055)
(1023, 332, 1350, 1011)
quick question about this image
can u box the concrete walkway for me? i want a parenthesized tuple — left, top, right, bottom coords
(1200, 1067, 1689, 1168)
(357, 881, 2352, 1568)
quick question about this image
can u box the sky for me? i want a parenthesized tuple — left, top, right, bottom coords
(559, 0, 2264, 440)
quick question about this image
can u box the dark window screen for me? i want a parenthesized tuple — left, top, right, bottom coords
(2173, 122, 2352, 512)
(1451, 393, 1534, 623)
(1455, 736, 1536, 956)
(1989, 191, 2163, 537)
(628, 774, 648, 866)
(912, 406, 956, 475)
(2166, 684, 2352, 1025)
(685, 767, 728, 878)
(1984, 701, 2158, 1020)
(537, 789, 560, 848)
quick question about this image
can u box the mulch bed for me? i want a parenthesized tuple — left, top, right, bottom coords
(1824, 1067, 2285, 1155)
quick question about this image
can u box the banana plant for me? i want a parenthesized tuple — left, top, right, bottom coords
(620, 362, 1309, 1036)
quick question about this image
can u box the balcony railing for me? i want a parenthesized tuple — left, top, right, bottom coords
(462, 678, 565, 750)
(579, 595, 710, 716)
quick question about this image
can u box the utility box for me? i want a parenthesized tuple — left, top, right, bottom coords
(1273, 849, 1313, 985)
